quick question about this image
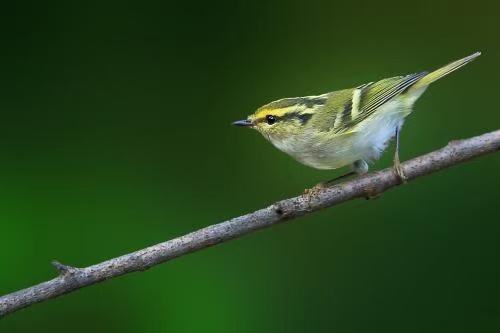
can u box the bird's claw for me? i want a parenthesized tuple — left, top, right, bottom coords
(393, 163, 407, 183)
(303, 182, 326, 195)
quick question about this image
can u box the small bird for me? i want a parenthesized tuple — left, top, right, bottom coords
(233, 52, 481, 182)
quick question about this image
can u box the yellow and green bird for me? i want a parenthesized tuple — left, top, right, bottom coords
(233, 52, 481, 181)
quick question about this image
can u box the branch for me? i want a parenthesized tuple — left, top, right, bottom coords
(1, 129, 499, 317)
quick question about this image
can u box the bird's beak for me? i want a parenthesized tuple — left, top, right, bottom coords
(232, 119, 254, 127)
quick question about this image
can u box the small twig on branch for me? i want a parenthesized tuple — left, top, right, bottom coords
(1, 129, 499, 318)
(51, 261, 78, 275)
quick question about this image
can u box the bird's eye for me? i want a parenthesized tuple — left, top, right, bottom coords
(266, 115, 276, 125)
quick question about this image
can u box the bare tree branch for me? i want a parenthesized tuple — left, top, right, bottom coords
(1, 129, 499, 317)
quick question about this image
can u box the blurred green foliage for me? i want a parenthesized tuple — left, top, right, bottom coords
(1, 0, 499, 332)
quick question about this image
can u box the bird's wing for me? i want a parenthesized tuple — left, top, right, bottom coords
(334, 71, 428, 133)
(310, 89, 355, 133)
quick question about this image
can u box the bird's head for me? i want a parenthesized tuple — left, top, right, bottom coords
(232, 96, 326, 144)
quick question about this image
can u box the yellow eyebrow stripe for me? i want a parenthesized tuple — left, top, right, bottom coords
(252, 95, 328, 120)
(254, 106, 296, 119)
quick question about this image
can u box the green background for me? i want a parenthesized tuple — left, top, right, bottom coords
(1, 0, 499, 331)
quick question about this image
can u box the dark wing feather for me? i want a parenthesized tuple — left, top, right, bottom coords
(336, 71, 428, 133)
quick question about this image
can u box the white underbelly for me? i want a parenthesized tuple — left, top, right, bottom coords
(353, 100, 409, 162)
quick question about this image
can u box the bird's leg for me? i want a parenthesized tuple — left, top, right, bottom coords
(393, 126, 407, 183)
(324, 160, 368, 186)
(303, 171, 353, 198)
(323, 170, 356, 185)
(304, 160, 368, 197)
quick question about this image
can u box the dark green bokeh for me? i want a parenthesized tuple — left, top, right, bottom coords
(1, 1, 499, 331)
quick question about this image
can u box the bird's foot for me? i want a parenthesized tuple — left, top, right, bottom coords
(303, 181, 327, 196)
(302, 182, 330, 206)
(393, 161, 407, 183)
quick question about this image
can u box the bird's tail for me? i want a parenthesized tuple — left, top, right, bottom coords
(411, 51, 481, 90)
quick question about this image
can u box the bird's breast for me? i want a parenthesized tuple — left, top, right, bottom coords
(267, 131, 361, 170)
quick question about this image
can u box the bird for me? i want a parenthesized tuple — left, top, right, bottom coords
(233, 52, 481, 183)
